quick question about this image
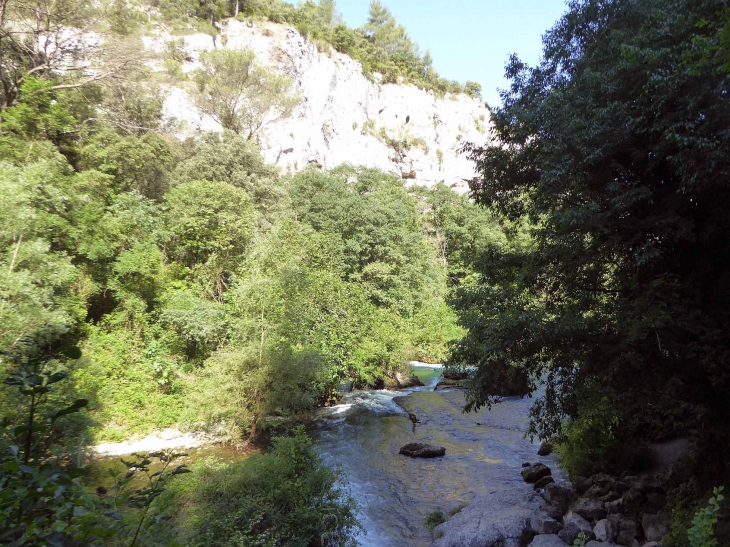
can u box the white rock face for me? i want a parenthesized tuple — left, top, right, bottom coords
(143, 20, 492, 192)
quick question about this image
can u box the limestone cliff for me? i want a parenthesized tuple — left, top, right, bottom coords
(143, 20, 491, 192)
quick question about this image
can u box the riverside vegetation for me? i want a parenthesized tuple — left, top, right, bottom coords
(1, 0, 729, 545)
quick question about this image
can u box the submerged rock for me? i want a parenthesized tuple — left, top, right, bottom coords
(398, 443, 445, 458)
(522, 463, 552, 483)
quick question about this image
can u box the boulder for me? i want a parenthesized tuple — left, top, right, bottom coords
(586, 542, 618, 547)
(522, 463, 552, 484)
(621, 488, 645, 515)
(432, 490, 547, 547)
(534, 475, 556, 490)
(591, 473, 614, 487)
(574, 476, 594, 495)
(594, 518, 618, 542)
(641, 542, 661, 547)
(606, 498, 623, 514)
(642, 513, 669, 543)
(395, 372, 424, 388)
(531, 512, 563, 535)
(599, 491, 622, 503)
(584, 484, 609, 499)
(543, 483, 574, 514)
(559, 512, 594, 544)
(538, 442, 554, 456)
(398, 443, 445, 458)
(617, 518, 639, 546)
(572, 498, 607, 521)
(528, 534, 568, 547)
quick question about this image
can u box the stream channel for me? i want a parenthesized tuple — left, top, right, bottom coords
(312, 364, 560, 546)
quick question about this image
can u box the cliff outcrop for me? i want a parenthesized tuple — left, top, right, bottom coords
(143, 20, 491, 191)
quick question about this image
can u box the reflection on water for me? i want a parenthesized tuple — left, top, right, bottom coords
(313, 366, 559, 547)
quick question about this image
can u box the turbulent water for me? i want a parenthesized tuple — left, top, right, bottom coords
(313, 365, 560, 547)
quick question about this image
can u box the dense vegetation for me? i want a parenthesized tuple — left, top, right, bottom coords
(452, 0, 730, 540)
(0, 0, 492, 542)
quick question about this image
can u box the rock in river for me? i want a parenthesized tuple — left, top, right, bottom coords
(522, 462, 552, 483)
(399, 443, 446, 458)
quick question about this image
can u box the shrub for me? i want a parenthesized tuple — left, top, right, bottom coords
(165, 427, 362, 546)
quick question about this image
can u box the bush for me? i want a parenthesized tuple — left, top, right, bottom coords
(556, 398, 651, 477)
(165, 427, 362, 546)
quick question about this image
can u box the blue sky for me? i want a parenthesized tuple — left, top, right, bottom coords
(336, 0, 569, 108)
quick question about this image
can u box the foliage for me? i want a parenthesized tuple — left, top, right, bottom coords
(425, 510, 446, 534)
(455, 0, 730, 472)
(164, 427, 362, 546)
(191, 48, 300, 140)
(688, 487, 725, 547)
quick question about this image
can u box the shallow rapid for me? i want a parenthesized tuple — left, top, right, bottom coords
(312, 365, 560, 546)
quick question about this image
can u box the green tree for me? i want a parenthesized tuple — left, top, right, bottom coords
(191, 48, 300, 140)
(457, 0, 730, 474)
(364, 0, 413, 56)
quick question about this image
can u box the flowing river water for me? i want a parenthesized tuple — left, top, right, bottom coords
(312, 365, 560, 546)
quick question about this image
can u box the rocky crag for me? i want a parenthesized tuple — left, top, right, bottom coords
(143, 20, 491, 192)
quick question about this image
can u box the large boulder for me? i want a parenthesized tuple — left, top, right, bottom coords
(534, 475, 556, 490)
(433, 490, 547, 547)
(617, 518, 639, 545)
(642, 513, 669, 543)
(522, 463, 552, 483)
(395, 372, 424, 388)
(594, 518, 618, 542)
(398, 443, 445, 458)
(538, 441, 554, 456)
(558, 512, 594, 544)
(530, 512, 563, 535)
(543, 483, 574, 514)
(574, 476, 594, 495)
(572, 498, 607, 521)
(528, 534, 568, 546)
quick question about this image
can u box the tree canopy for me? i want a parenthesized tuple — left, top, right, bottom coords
(455, 0, 730, 477)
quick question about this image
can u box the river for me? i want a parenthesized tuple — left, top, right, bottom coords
(312, 364, 559, 546)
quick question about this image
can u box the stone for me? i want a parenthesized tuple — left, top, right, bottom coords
(642, 513, 669, 543)
(538, 441, 554, 456)
(584, 484, 609, 499)
(641, 542, 661, 547)
(599, 491, 622, 503)
(534, 475, 556, 490)
(394, 372, 424, 388)
(586, 542, 617, 547)
(606, 498, 623, 514)
(574, 476, 594, 494)
(559, 512, 594, 544)
(594, 518, 618, 542)
(528, 534, 568, 547)
(572, 498, 607, 521)
(621, 488, 646, 515)
(591, 473, 614, 487)
(522, 463, 552, 484)
(645, 492, 666, 510)
(398, 443, 445, 458)
(531, 512, 563, 535)
(544, 483, 574, 514)
(432, 490, 547, 547)
(617, 518, 639, 546)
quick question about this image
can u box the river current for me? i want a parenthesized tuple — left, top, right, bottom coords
(312, 365, 560, 546)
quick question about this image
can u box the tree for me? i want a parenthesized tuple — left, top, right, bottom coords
(364, 0, 414, 56)
(457, 0, 730, 472)
(0, 0, 140, 111)
(191, 48, 300, 140)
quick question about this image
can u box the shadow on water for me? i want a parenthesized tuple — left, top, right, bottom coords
(312, 365, 561, 547)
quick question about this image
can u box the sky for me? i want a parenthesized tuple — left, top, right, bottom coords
(335, 0, 569, 108)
